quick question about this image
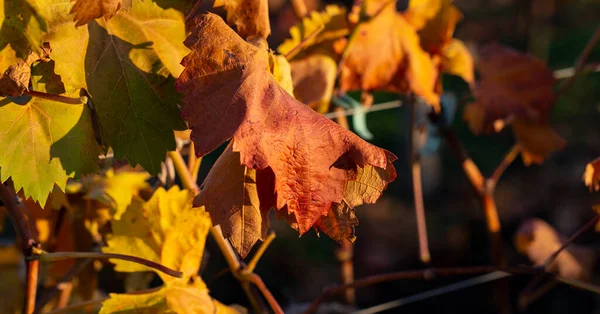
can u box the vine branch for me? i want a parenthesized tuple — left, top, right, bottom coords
(556, 27, 600, 96)
(24, 90, 82, 105)
(0, 183, 40, 314)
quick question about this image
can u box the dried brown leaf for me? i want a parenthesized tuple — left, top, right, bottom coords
(214, 0, 270, 38)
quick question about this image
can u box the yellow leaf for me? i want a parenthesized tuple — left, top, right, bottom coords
(213, 0, 270, 38)
(290, 54, 337, 113)
(102, 186, 210, 282)
(442, 39, 474, 84)
(84, 168, 150, 220)
(583, 158, 600, 192)
(277, 5, 349, 59)
(418, 0, 462, 53)
(403, 0, 443, 30)
(269, 53, 294, 95)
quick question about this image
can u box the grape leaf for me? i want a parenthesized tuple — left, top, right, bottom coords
(213, 0, 270, 39)
(515, 218, 594, 280)
(70, 0, 132, 26)
(402, 0, 443, 30)
(268, 53, 294, 95)
(464, 44, 564, 164)
(0, 62, 101, 205)
(277, 5, 349, 59)
(195, 143, 271, 258)
(339, 3, 440, 110)
(0, 50, 49, 97)
(441, 39, 474, 84)
(101, 186, 243, 313)
(83, 168, 150, 220)
(0, 0, 48, 68)
(417, 0, 462, 55)
(583, 157, 600, 192)
(177, 14, 397, 234)
(45, 0, 188, 174)
(290, 54, 337, 113)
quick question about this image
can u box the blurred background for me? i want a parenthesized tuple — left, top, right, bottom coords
(2, 0, 600, 313)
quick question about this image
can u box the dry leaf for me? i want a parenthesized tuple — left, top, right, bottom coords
(214, 0, 270, 38)
(583, 158, 600, 192)
(339, 3, 439, 110)
(402, 0, 443, 30)
(177, 14, 397, 234)
(195, 143, 271, 258)
(0, 49, 50, 97)
(512, 117, 565, 165)
(290, 54, 337, 113)
(515, 218, 595, 280)
(467, 43, 556, 131)
(277, 5, 349, 59)
(70, 0, 132, 26)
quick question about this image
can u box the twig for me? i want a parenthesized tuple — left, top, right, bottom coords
(24, 90, 82, 105)
(0, 183, 40, 314)
(353, 272, 510, 314)
(303, 266, 600, 314)
(408, 97, 431, 265)
(248, 274, 284, 314)
(167, 151, 198, 192)
(290, 0, 308, 18)
(247, 232, 276, 272)
(284, 25, 325, 60)
(44, 298, 107, 314)
(39, 252, 182, 278)
(556, 27, 600, 96)
(489, 144, 521, 188)
(185, 0, 204, 22)
(35, 258, 93, 313)
(519, 213, 600, 302)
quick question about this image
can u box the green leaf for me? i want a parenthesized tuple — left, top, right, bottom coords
(45, 0, 188, 174)
(0, 61, 101, 205)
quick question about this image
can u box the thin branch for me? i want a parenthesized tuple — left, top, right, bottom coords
(249, 274, 284, 314)
(39, 252, 182, 278)
(556, 27, 600, 96)
(24, 90, 82, 105)
(304, 266, 600, 314)
(0, 183, 40, 314)
(408, 97, 431, 265)
(35, 258, 93, 313)
(283, 25, 325, 60)
(489, 144, 521, 188)
(185, 0, 204, 22)
(167, 151, 198, 192)
(353, 272, 510, 314)
(481, 192, 505, 266)
(290, 0, 308, 18)
(247, 232, 276, 273)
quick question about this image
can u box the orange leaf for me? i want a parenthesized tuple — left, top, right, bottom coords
(339, 3, 439, 111)
(177, 14, 397, 234)
(417, 0, 462, 54)
(442, 39, 474, 84)
(70, 0, 132, 27)
(213, 0, 270, 39)
(290, 54, 337, 113)
(512, 118, 565, 165)
(583, 157, 600, 192)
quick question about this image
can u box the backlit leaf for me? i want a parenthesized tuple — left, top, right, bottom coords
(213, 0, 270, 39)
(290, 54, 337, 113)
(177, 14, 397, 234)
(583, 157, 600, 191)
(46, 0, 188, 174)
(339, 3, 440, 110)
(441, 39, 474, 84)
(70, 0, 132, 26)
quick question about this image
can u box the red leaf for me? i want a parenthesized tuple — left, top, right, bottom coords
(176, 14, 397, 234)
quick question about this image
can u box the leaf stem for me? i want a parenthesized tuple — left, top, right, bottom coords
(247, 232, 276, 273)
(408, 97, 431, 265)
(39, 252, 183, 278)
(167, 151, 198, 192)
(248, 274, 284, 314)
(0, 183, 40, 314)
(24, 90, 82, 105)
(556, 27, 600, 97)
(283, 25, 325, 60)
(489, 144, 521, 188)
